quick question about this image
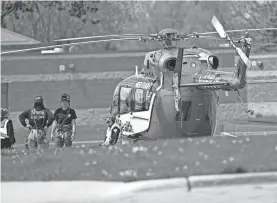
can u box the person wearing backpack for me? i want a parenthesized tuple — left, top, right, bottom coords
(51, 94, 77, 148)
(18, 96, 54, 150)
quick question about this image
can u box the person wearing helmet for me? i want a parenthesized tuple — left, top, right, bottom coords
(1, 108, 16, 149)
(18, 96, 54, 150)
(51, 94, 77, 148)
(100, 114, 122, 146)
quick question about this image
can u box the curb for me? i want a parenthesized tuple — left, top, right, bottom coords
(107, 172, 277, 196)
(188, 172, 277, 188)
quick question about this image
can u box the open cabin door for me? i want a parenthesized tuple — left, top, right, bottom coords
(117, 84, 156, 136)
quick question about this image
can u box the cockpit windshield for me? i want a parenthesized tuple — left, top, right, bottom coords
(119, 86, 132, 114)
(111, 82, 155, 115)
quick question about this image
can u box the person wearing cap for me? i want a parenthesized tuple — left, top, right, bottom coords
(18, 96, 54, 150)
(100, 114, 122, 146)
(1, 108, 16, 149)
(51, 94, 77, 148)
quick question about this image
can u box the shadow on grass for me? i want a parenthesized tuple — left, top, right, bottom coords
(220, 166, 248, 174)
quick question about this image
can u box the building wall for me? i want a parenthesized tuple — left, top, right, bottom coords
(1, 83, 9, 109)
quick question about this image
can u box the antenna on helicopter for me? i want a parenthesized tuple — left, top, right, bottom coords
(134, 66, 139, 75)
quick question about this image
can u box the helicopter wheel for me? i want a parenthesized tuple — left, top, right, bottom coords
(247, 109, 256, 118)
(127, 133, 141, 139)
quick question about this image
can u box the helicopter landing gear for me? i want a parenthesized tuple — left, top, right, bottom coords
(127, 133, 141, 140)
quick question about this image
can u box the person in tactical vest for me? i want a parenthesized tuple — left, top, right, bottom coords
(100, 114, 122, 146)
(18, 96, 54, 150)
(51, 94, 77, 148)
(1, 108, 16, 149)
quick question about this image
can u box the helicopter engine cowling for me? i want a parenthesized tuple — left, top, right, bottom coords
(158, 54, 177, 71)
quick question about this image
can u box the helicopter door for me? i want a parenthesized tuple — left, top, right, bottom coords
(119, 87, 155, 136)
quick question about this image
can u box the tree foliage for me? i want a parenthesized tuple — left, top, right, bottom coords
(1, 1, 100, 43)
(1, 1, 276, 51)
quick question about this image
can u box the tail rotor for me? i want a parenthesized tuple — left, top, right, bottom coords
(211, 16, 252, 70)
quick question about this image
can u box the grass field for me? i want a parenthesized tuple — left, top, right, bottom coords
(2, 54, 277, 183)
(10, 112, 277, 146)
(2, 135, 277, 182)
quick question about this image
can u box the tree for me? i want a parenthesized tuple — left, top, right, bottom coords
(1, 1, 23, 28)
(1, 1, 142, 51)
(1, 1, 101, 44)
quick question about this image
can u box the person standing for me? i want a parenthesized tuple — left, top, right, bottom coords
(18, 96, 54, 149)
(51, 94, 77, 148)
(1, 108, 16, 149)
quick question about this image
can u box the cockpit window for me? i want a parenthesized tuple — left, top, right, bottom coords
(119, 86, 132, 114)
(114, 85, 155, 115)
(131, 88, 153, 112)
(133, 88, 145, 111)
(110, 86, 120, 115)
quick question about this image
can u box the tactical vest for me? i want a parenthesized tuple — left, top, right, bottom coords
(31, 109, 45, 120)
(31, 109, 46, 129)
(0, 119, 9, 139)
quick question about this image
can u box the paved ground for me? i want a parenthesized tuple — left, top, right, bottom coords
(2, 180, 277, 203)
(96, 183, 277, 203)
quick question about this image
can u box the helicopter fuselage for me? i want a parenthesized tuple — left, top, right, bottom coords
(109, 73, 219, 139)
(108, 33, 251, 139)
(108, 47, 225, 139)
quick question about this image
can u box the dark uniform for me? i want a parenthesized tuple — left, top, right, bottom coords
(52, 94, 77, 148)
(1, 108, 16, 149)
(18, 96, 54, 149)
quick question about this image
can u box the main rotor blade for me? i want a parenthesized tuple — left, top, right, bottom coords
(247, 80, 277, 84)
(198, 28, 277, 36)
(252, 42, 277, 46)
(0, 38, 140, 55)
(197, 36, 230, 41)
(54, 34, 146, 42)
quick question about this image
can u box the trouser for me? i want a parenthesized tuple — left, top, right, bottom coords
(54, 125, 73, 148)
(27, 129, 49, 150)
(1, 138, 12, 149)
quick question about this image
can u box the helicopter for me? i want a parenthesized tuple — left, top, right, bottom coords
(1, 16, 277, 141)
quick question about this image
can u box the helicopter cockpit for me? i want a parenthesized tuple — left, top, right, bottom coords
(109, 75, 160, 136)
(110, 78, 157, 115)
